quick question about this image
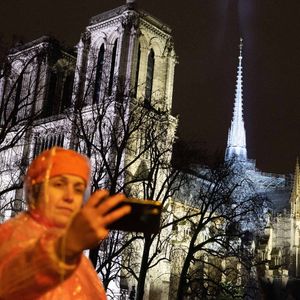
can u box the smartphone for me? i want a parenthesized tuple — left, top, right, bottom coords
(107, 198, 162, 234)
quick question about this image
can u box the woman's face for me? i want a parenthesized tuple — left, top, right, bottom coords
(36, 174, 86, 227)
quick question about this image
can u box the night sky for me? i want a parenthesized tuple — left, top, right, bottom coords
(0, 0, 299, 174)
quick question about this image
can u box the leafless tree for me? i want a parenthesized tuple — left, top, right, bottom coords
(0, 46, 47, 219)
(172, 159, 268, 300)
(68, 46, 187, 297)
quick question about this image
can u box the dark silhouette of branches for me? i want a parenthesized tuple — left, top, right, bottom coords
(67, 47, 184, 298)
(173, 160, 268, 300)
(0, 47, 47, 218)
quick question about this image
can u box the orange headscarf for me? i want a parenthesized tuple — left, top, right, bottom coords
(26, 147, 90, 186)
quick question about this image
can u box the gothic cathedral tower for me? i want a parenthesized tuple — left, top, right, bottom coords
(71, 0, 178, 194)
(73, 0, 177, 112)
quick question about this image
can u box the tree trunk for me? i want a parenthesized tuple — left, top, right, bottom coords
(176, 253, 192, 300)
(136, 235, 152, 300)
(89, 244, 100, 268)
(102, 261, 112, 290)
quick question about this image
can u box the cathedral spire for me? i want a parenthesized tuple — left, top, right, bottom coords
(225, 38, 247, 161)
(291, 158, 300, 208)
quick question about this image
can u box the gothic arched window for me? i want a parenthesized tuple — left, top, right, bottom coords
(12, 73, 23, 124)
(14, 73, 23, 107)
(133, 44, 141, 98)
(108, 39, 118, 96)
(145, 49, 155, 103)
(62, 72, 74, 109)
(93, 44, 105, 103)
(44, 70, 57, 116)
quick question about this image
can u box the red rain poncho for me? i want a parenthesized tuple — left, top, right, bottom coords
(0, 212, 107, 300)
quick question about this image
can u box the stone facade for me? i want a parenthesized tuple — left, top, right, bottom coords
(255, 161, 300, 296)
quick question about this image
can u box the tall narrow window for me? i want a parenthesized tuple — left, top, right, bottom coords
(108, 40, 118, 96)
(133, 44, 141, 98)
(14, 73, 23, 106)
(12, 73, 23, 124)
(44, 71, 57, 116)
(145, 49, 155, 102)
(62, 73, 74, 109)
(33, 133, 65, 157)
(93, 44, 105, 103)
(33, 137, 39, 158)
(49, 135, 55, 148)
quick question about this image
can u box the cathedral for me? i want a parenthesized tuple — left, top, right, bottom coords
(0, 1, 178, 298)
(224, 38, 299, 296)
(0, 0, 177, 216)
(0, 0, 298, 299)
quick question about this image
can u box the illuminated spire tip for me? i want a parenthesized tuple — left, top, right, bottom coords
(225, 38, 247, 161)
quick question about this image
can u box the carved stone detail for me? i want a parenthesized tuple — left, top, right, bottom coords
(140, 19, 170, 40)
(121, 11, 140, 30)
